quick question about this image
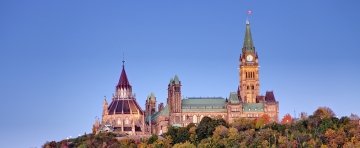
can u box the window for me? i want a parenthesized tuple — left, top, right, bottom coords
(193, 115, 198, 123)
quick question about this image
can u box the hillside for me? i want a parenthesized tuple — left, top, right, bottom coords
(44, 107, 360, 148)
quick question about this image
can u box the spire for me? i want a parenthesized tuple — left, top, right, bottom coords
(103, 96, 108, 106)
(243, 19, 255, 51)
(173, 75, 180, 84)
(116, 61, 131, 89)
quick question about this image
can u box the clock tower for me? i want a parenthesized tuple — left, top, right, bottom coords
(239, 20, 260, 103)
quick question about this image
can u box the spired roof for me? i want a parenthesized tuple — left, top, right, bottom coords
(169, 75, 180, 85)
(229, 92, 240, 104)
(265, 91, 276, 102)
(116, 64, 131, 89)
(169, 78, 173, 84)
(108, 98, 143, 115)
(173, 75, 180, 84)
(243, 20, 255, 52)
(182, 97, 227, 112)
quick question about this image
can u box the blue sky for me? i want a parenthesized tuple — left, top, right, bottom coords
(1, 0, 360, 147)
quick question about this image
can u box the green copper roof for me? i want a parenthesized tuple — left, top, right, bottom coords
(147, 92, 156, 101)
(173, 75, 180, 84)
(149, 105, 169, 121)
(243, 20, 255, 51)
(229, 92, 240, 104)
(169, 75, 180, 85)
(169, 78, 173, 85)
(181, 97, 227, 112)
(243, 103, 264, 112)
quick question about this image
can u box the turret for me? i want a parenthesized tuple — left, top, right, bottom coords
(168, 75, 182, 113)
(146, 93, 156, 116)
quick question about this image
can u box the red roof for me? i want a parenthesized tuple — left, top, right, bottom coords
(108, 99, 144, 115)
(265, 91, 276, 102)
(116, 65, 132, 89)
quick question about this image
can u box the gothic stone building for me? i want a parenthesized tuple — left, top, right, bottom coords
(94, 20, 279, 135)
(145, 20, 279, 135)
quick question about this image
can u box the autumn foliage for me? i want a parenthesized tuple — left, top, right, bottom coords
(44, 107, 360, 148)
(281, 113, 293, 124)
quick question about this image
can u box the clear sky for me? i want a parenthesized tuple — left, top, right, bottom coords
(1, 0, 360, 147)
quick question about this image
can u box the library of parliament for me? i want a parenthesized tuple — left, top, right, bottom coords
(93, 19, 279, 135)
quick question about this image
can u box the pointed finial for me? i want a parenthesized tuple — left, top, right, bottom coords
(246, 10, 252, 24)
(122, 52, 125, 66)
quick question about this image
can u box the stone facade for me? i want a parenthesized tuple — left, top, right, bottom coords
(93, 20, 279, 136)
(146, 20, 279, 135)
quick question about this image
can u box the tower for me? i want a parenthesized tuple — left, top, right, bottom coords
(145, 93, 156, 133)
(168, 75, 182, 124)
(239, 20, 260, 103)
(145, 93, 156, 116)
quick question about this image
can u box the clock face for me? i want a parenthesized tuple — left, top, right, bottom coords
(246, 55, 254, 62)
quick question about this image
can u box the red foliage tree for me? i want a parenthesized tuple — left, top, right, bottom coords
(281, 114, 293, 124)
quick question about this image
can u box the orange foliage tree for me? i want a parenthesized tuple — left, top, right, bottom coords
(255, 114, 271, 128)
(281, 114, 293, 124)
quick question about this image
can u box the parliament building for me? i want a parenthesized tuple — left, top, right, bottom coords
(93, 20, 279, 135)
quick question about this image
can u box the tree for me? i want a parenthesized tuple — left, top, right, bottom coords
(313, 107, 335, 119)
(173, 141, 196, 148)
(281, 114, 293, 124)
(212, 125, 229, 140)
(176, 127, 190, 144)
(238, 129, 255, 146)
(226, 127, 240, 147)
(195, 116, 228, 141)
(147, 134, 158, 144)
(188, 126, 197, 144)
(164, 126, 190, 144)
(231, 118, 254, 131)
(324, 128, 346, 147)
(256, 114, 270, 129)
